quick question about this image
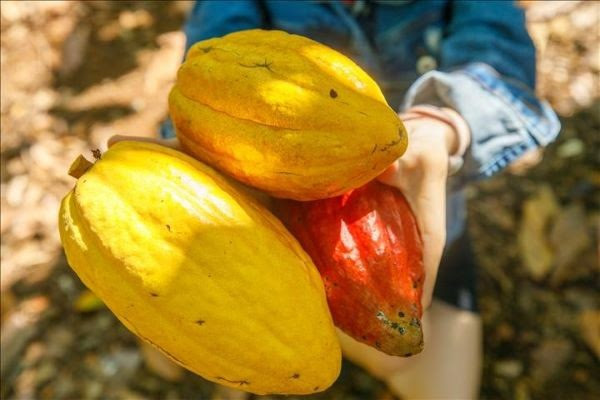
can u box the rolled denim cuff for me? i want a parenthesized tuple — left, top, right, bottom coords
(403, 62, 561, 182)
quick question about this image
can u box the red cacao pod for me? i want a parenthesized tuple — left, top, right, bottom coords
(279, 181, 424, 356)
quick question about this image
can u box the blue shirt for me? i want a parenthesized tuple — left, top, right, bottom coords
(173, 0, 560, 185)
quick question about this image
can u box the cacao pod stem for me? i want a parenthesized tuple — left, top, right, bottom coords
(68, 155, 94, 179)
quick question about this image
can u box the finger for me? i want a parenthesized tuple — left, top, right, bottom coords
(107, 135, 181, 150)
(376, 160, 403, 187)
(414, 180, 446, 309)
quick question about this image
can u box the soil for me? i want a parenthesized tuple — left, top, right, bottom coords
(1, 1, 598, 399)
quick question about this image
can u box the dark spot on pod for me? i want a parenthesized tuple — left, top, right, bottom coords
(160, 199, 164, 203)
(196, 320, 205, 325)
(391, 322, 399, 329)
(200, 46, 213, 53)
(291, 373, 300, 379)
(361, 335, 367, 340)
(313, 386, 320, 391)
(398, 311, 405, 318)
(413, 280, 418, 289)
(91, 149, 102, 160)
(166, 224, 171, 231)
(398, 326, 406, 335)
(329, 89, 338, 98)
(216, 377, 250, 386)
(150, 292, 159, 297)
(410, 318, 421, 327)
(404, 352, 413, 357)
(375, 341, 381, 348)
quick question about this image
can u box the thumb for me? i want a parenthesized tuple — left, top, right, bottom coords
(412, 179, 447, 309)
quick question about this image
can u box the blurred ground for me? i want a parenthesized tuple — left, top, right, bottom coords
(1, 1, 598, 399)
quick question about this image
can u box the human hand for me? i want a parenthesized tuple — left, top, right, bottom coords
(108, 112, 461, 310)
(378, 113, 463, 309)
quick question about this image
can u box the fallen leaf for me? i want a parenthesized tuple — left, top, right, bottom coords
(518, 185, 559, 280)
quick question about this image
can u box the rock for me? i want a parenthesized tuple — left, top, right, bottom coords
(579, 310, 600, 359)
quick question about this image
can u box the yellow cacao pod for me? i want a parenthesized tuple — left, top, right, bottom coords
(169, 29, 407, 200)
(58, 141, 341, 395)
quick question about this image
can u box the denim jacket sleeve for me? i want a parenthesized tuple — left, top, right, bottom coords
(403, 1, 560, 181)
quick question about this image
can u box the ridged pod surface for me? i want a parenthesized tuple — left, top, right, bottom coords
(279, 181, 424, 356)
(58, 141, 341, 395)
(169, 29, 407, 200)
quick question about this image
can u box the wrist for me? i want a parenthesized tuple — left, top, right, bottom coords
(437, 119, 459, 155)
(400, 105, 471, 175)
